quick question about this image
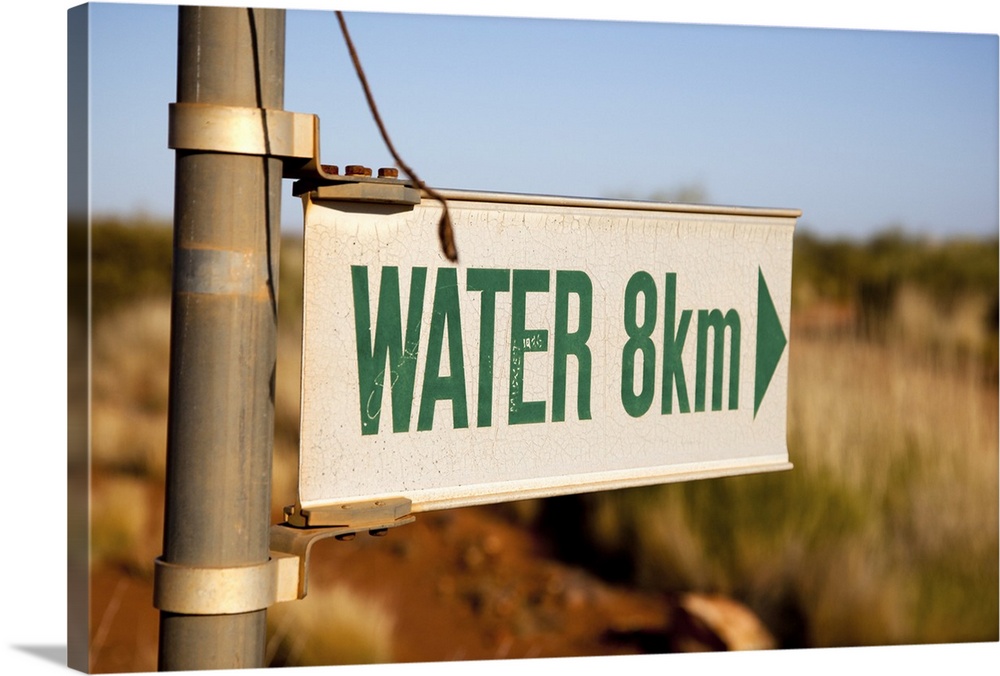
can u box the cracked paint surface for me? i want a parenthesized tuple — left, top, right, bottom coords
(297, 192, 797, 512)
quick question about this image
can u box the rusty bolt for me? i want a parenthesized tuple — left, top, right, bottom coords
(345, 165, 372, 177)
(320, 164, 340, 175)
(377, 167, 399, 179)
(335, 532, 357, 541)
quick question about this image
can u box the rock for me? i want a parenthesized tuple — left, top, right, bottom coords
(672, 592, 777, 651)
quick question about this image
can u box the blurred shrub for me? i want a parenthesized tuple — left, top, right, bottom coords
(793, 228, 998, 368)
(80, 218, 175, 319)
(793, 227, 998, 318)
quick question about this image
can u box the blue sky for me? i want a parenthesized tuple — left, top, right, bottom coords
(85, 1, 999, 239)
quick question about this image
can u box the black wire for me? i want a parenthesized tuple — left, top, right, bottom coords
(247, 8, 279, 321)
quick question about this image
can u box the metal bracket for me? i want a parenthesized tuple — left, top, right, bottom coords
(271, 498, 415, 599)
(153, 498, 414, 613)
(281, 497, 414, 529)
(294, 175, 421, 205)
(168, 102, 421, 206)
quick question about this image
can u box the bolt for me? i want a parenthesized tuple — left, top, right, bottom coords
(335, 532, 357, 542)
(369, 528, 389, 537)
(345, 165, 372, 177)
(377, 167, 399, 179)
(321, 164, 340, 175)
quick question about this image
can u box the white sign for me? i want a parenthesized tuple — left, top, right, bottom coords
(297, 189, 798, 513)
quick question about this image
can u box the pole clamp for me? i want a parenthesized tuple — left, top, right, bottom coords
(168, 102, 322, 179)
(153, 552, 300, 615)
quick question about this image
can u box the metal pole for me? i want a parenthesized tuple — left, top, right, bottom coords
(158, 6, 284, 670)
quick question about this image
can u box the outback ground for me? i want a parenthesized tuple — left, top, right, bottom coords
(91, 496, 775, 672)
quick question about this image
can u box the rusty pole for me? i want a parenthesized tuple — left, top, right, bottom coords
(158, 6, 284, 670)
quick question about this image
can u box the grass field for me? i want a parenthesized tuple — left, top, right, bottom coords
(529, 230, 999, 647)
(81, 220, 998, 666)
(539, 328, 997, 647)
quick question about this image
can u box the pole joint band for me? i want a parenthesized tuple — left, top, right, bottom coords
(168, 102, 319, 178)
(153, 552, 300, 615)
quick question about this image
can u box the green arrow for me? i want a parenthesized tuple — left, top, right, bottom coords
(754, 268, 787, 418)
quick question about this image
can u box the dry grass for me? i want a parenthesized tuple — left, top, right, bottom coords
(555, 310, 998, 648)
(785, 331, 997, 645)
(88, 300, 172, 580)
(91, 299, 172, 478)
(892, 286, 994, 356)
(266, 584, 396, 667)
(90, 475, 158, 578)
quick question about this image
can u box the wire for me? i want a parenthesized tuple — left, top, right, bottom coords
(336, 11, 459, 263)
(247, 8, 279, 320)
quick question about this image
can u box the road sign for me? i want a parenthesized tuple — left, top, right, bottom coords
(296, 189, 799, 514)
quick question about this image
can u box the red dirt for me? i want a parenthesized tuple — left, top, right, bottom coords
(88, 500, 696, 672)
